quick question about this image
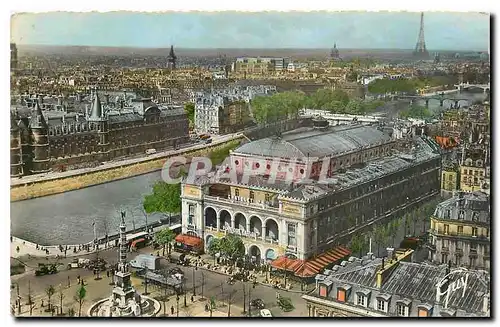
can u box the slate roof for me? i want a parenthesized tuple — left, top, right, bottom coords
(235, 125, 392, 158)
(108, 112, 143, 124)
(433, 191, 490, 224)
(316, 257, 490, 317)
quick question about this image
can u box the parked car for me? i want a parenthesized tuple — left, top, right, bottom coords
(260, 309, 273, 317)
(169, 268, 184, 280)
(35, 263, 57, 276)
(277, 297, 294, 312)
(168, 252, 188, 265)
(250, 299, 265, 309)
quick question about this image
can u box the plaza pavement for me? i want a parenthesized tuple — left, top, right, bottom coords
(10, 246, 310, 317)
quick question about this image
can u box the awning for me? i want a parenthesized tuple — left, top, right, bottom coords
(293, 245, 351, 278)
(270, 256, 304, 272)
(131, 238, 146, 247)
(175, 234, 203, 247)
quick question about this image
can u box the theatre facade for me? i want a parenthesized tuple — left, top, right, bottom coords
(179, 121, 442, 264)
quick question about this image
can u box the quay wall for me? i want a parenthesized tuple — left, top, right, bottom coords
(10, 139, 242, 202)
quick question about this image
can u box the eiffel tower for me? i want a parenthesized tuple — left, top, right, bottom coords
(413, 12, 430, 59)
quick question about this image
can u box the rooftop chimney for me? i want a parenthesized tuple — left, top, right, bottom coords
(376, 249, 414, 288)
(482, 294, 490, 314)
(386, 247, 395, 260)
(366, 237, 374, 259)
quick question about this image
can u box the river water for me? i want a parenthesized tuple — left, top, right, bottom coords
(10, 171, 165, 245)
(10, 91, 487, 246)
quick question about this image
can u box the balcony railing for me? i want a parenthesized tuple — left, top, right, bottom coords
(204, 195, 279, 213)
(204, 225, 279, 245)
(432, 230, 490, 241)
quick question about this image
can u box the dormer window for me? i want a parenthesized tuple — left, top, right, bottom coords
(396, 299, 411, 317)
(376, 294, 391, 313)
(417, 304, 433, 317)
(319, 283, 329, 297)
(377, 299, 387, 312)
(356, 290, 370, 307)
(337, 285, 351, 303)
(356, 294, 366, 306)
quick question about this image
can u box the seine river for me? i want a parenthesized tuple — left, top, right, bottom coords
(10, 91, 487, 246)
(10, 171, 165, 245)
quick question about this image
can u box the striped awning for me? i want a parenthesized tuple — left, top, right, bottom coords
(294, 245, 351, 278)
(270, 256, 304, 272)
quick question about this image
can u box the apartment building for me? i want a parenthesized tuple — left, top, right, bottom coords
(428, 191, 490, 270)
(302, 249, 490, 317)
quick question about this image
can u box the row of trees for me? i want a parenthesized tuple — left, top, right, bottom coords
(251, 91, 304, 124)
(399, 104, 433, 119)
(251, 89, 386, 124)
(15, 282, 87, 317)
(349, 200, 440, 257)
(367, 76, 458, 95)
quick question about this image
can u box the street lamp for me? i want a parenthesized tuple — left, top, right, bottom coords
(192, 266, 196, 297)
(141, 208, 150, 239)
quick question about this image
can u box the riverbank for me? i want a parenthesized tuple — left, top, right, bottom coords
(10, 137, 242, 202)
(10, 215, 179, 255)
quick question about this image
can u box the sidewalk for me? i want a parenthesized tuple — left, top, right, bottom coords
(183, 254, 311, 294)
(10, 236, 117, 260)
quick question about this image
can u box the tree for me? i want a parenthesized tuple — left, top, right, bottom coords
(251, 91, 305, 124)
(373, 225, 386, 257)
(207, 237, 221, 264)
(68, 308, 75, 317)
(200, 272, 206, 300)
(155, 228, 176, 256)
(45, 285, 55, 312)
(58, 285, 65, 316)
(388, 219, 401, 248)
(158, 267, 171, 316)
(209, 296, 216, 318)
(218, 235, 245, 263)
(184, 102, 195, 125)
(27, 280, 35, 316)
(75, 285, 86, 317)
(345, 99, 365, 115)
(399, 104, 432, 119)
(209, 142, 239, 166)
(226, 289, 237, 317)
(350, 234, 365, 258)
(143, 181, 181, 215)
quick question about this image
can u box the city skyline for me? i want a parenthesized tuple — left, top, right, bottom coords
(11, 11, 490, 51)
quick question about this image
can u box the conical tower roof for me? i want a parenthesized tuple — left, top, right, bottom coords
(89, 90, 104, 121)
(29, 101, 48, 129)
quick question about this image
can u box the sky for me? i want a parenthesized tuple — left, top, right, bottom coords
(11, 11, 490, 50)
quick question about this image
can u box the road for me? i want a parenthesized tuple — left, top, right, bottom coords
(11, 246, 308, 317)
(10, 133, 242, 187)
